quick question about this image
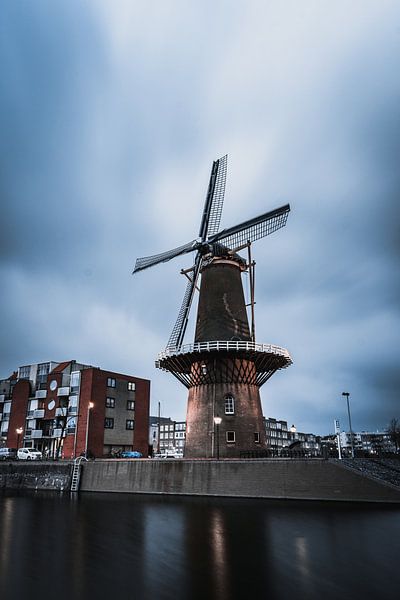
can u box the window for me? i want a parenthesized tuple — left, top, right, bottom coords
(68, 395, 78, 415)
(67, 417, 77, 433)
(254, 432, 260, 443)
(126, 420, 135, 430)
(70, 371, 80, 392)
(128, 382, 136, 391)
(226, 431, 235, 443)
(225, 395, 235, 415)
(19, 366, 30, 379)
(37, 363, 50, 376)
(127, 400, 135, 411)
(106, 397, 115, 408)
(104, 418, 114, 429)
(107, 378, 116, 388)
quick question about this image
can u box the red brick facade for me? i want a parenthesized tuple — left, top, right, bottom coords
(3, 361, 150, 459)
(7, 380, 30, 448)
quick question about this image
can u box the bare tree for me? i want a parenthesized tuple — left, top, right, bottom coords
(387, 418, 400, 453)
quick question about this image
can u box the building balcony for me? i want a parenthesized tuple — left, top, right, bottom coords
(52, 428, 63, 438)
(0, 394, 5, 403)
(33, 409, 45, 419)
(57, 387, 70, 397)
(55, 407, 67, 417)
(31, 430, 43, 439)
(35, 390, 47, 399)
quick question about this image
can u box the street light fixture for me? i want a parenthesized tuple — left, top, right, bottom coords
(16, 427, 23, 450)
(213, 416, 222, 460)
(85, 402, 94, 458)
(342, 392, 354, 458)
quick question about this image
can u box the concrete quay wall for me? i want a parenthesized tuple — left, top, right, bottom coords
(0, 462, 72, 491)
(80, 458, 400, 503)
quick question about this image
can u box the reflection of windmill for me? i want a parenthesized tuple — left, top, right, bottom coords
(134, 155, 292, 458)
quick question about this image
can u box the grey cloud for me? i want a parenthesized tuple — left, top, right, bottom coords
(1, 1, 400, 435)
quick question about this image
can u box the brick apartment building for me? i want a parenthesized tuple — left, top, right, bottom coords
(0, 360, 150, 458)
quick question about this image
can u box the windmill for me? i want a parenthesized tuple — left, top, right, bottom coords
(133, 155, 292, 458)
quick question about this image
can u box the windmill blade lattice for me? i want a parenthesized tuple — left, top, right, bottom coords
(166, 254, 203, 350)
(205, 154, 227, 238)
(133, 239, 199, 274)
(210, 204, 290, 249)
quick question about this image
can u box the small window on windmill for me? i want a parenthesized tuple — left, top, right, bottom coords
(224, 395, 235, 415)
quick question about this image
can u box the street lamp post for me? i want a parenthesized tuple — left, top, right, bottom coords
(342, 392, 354, 458)
(85, 402, 94, 458)
(16, 427, 23, 450)
(213, 416, 222, 460)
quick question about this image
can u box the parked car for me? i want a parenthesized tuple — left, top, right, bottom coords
(120, 450, 142, 458)
(17, 448, 43, 460)
(0, 447, 17, 460)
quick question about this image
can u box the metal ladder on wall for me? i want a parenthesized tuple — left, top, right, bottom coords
(71, 456, 88, 492)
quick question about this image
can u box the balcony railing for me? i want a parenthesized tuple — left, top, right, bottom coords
(31, 430, 43, 439)
(159, 340, 292, 360)
(57, 387, 70, 397)
(35, 390, 47, 399)
(33, 409, 45, 419)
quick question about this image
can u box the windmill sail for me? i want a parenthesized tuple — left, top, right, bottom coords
(210, 204, 290, 249)
(166, 254, 203, 350)
(133, 239, 199, 274)
(199, 155, 227, 240)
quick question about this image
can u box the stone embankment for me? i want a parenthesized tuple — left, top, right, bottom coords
(79, 458, 400, 502)
(1, 458, 400, 502)
(0, 461, 72, 491)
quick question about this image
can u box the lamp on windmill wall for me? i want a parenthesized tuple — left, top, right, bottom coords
(214, 416, 222, 460)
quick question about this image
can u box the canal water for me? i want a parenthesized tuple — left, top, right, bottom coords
(0, 491, 399, 600)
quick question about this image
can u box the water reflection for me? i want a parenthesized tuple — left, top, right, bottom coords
(0, 492, 399, 600)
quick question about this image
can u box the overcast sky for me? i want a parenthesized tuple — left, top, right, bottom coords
(1, 1, 399, 435)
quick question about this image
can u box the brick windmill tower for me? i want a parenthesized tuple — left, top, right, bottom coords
(133, 156, 292, 458)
